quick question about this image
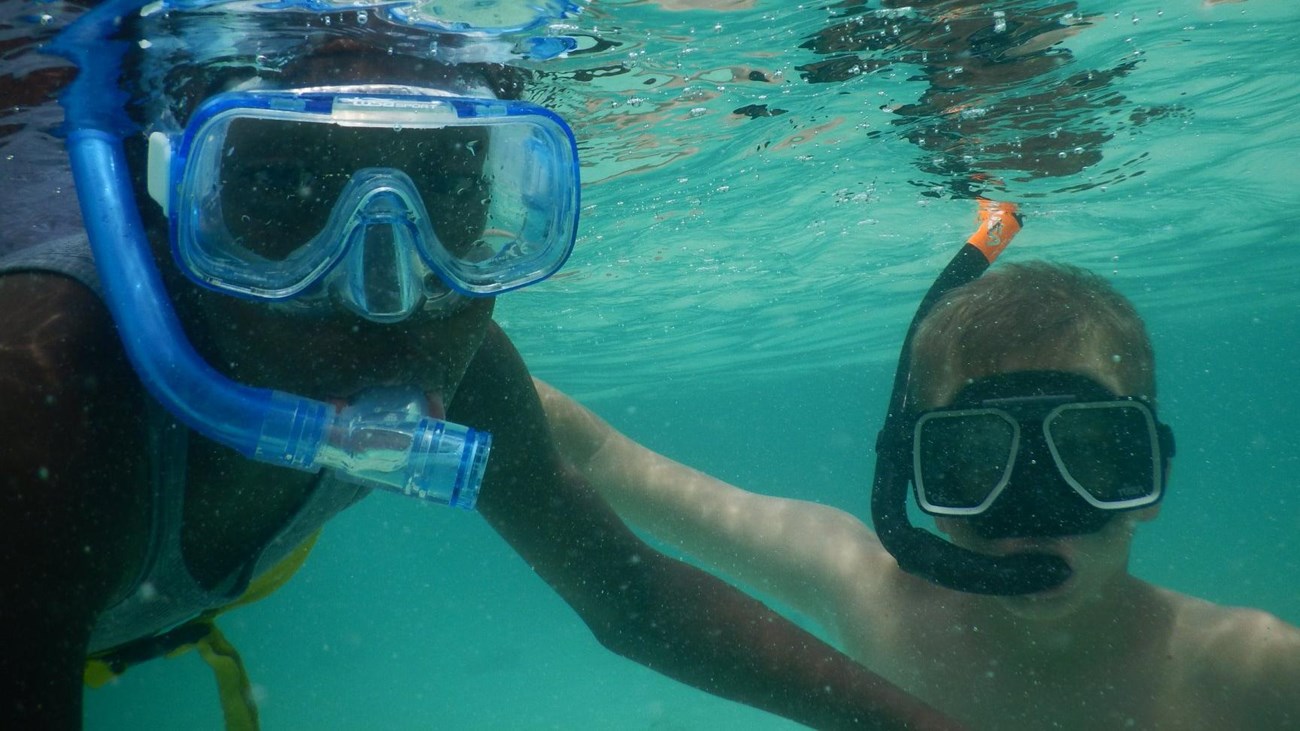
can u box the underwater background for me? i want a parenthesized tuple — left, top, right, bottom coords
(7, 0, 1289, 727)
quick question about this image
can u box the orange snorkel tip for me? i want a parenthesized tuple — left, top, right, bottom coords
(966, 198, 1023, 264)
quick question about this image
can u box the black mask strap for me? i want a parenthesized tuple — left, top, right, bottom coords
(870, 242, 1072, 595)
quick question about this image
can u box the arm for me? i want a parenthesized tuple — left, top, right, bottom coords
(451, 330, 951, 731)
(533, 378, 892, 638)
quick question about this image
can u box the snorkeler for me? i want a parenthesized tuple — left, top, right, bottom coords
(0, 1, 962, 729)
(538, 199, 1300, 729)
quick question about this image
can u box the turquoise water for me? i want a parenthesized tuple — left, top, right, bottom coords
(52, 0, 1299, 727)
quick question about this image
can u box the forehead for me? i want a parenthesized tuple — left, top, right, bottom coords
(920, 350, 1131, 408)
(277, 46, 480, 89)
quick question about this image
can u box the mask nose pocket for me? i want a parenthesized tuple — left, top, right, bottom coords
(970, 437, 1113, 539)
(335, 189, 427, 322)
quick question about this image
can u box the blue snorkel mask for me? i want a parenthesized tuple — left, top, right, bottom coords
(147, 85, 580, 322)
(49, 0, 581, 509)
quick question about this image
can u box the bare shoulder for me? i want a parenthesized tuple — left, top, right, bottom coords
(804, 505, 932, 625)
(1174, 594, 1300, 665)
(0, 272, 116, 363)
(0, 272, 151, 723)
(1168, 591, 1300, 728)
(795, 501, 897, 585)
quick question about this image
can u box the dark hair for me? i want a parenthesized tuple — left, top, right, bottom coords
(121, 12, 531, 131)
(910, 261, 1155, 402)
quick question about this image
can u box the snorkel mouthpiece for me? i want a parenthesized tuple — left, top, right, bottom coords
(304, 388, 490, 507)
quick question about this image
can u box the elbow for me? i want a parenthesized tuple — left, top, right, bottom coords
(562, 568, 683, 671)
(576, 597, 666, 666)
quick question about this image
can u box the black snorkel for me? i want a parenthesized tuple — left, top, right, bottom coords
(870, 211, 1072, 595)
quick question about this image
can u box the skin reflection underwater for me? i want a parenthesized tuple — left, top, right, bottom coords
(0, 1, 960, 729)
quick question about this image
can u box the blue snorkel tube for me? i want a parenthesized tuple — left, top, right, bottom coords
(51, 0, 489, 509)
(870, 233, 1072, 595)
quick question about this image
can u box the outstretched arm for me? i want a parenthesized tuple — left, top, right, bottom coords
(534, 377, 891, 637)
(452, 325, 956, 731)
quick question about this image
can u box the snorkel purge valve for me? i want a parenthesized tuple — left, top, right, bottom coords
(870, 205, 1073, 595)
(46, 0, 583, 509)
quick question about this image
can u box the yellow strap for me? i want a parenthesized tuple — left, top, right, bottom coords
(85, 529, 323, 730)
(193, 619, 260, 731)
(84, 658, 118, 689)
(228, 528, 321, 609)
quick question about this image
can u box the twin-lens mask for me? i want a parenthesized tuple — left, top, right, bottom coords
(911, 370, 1175, 539)
(147, 85, 580, 323)
(869, 240, 1178, 596)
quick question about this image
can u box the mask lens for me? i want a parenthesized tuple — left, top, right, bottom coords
(174, 90, 580, 301)
(1046, 403, 1159, 505)
(218, 118, 350, 261)
(217, 119, 489, 261)
(441, 121, 576, 290)
(915, 411, 1017, 512)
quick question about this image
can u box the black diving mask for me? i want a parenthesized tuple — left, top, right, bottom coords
(910, 371, 1174, 539)
(869, 231, 1177, 595)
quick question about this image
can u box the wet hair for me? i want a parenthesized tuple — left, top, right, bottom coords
(151, 44, 528, 126)
(909, 261, 1155, 402)
(120, 10, 531, 132)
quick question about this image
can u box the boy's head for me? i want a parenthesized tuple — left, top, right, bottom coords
(901, 261, 1171, 613)
(910, 261, 1155, 407)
